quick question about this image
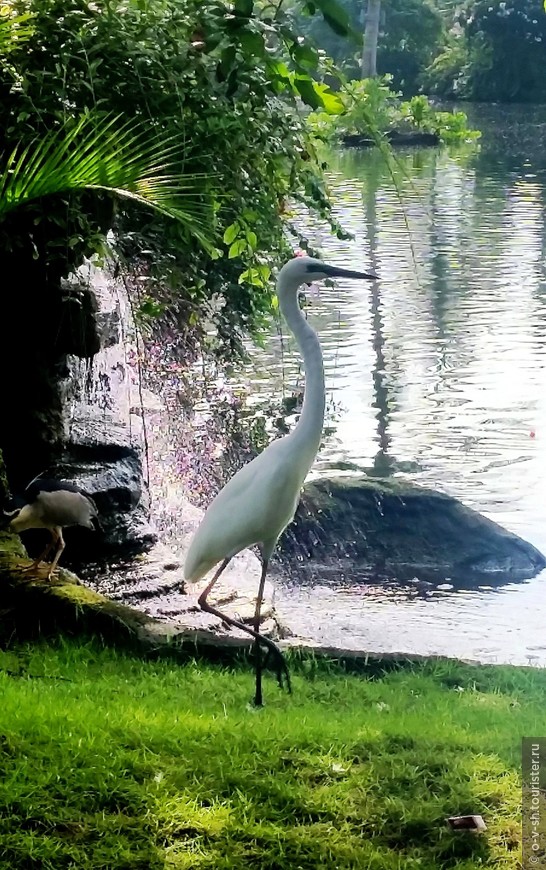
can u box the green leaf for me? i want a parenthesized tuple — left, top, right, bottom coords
(217, 46, 237, 82)
(238, 268, 256, 285)
(267, 58, 291, 92)
(228, 238, 248, 258)
(223, 222, 240, 245)
(291, 43, 320, 71)
(234, 0, 253, 15)
(257, 264, 271, 283)
(294, 78, 343, 113)
(138, 298, 164, 318)
(267, 59, 291, 83)
(226, 69, 239, 98)
(323, 10, 349, 37)
(238, 30, 265, 57)
(238, 263, 270, 287)
(312, 0, 358, 40)
(295, 76, 323, 110)
(245, 229, 257, 249)
(314, 83, 344, 114)
(0, 10, 34, 55)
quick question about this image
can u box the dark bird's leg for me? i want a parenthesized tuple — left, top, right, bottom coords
(21, 531, 57, 574)
(46, 527, 65, 579)
(198, 559, 291, 697)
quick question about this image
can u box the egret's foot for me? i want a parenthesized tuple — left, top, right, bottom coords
(262, 642, 292, 694)
(197, 596, 291, 694)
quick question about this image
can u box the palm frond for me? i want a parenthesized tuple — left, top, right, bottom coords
(0, 112, 217, 251)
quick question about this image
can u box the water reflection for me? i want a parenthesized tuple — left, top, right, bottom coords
(363, 151, 393, 475)
(219, 107, 546, 665)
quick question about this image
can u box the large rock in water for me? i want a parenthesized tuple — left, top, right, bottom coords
(276, 476, 546, 585)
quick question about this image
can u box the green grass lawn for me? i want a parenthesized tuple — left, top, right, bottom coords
(0, 639, 542, 869)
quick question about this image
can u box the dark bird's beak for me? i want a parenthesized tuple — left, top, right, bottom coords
(322, 264, 378, 281)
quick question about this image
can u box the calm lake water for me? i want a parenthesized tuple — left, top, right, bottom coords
(153, 104, 546, 666)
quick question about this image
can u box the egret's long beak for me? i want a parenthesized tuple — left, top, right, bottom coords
(322, 264, 378, 281)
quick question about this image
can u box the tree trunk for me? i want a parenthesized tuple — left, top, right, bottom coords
(361, 0, 381, 78)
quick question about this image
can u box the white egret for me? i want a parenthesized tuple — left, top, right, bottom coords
(184, 256, 377, 705)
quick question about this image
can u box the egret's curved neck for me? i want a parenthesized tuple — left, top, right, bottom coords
(278, 279, 325, 464)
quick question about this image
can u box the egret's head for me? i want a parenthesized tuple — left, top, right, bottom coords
(277, 256, 377, 293)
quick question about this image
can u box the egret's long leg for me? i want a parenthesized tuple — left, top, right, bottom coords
(197, 558, 231, 610)
(198, 558, 290, 696)
(253, 559, 268, 707)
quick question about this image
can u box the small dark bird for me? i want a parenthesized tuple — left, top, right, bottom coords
(3, 478, 100, 579)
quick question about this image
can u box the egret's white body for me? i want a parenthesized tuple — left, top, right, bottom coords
(185, 435, 312, 581)
(184, 256, 376, 704)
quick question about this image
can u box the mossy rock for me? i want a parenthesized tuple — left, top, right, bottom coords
(0, 533, 262, 660)
(0, 532, 150, 645)
(276, 476, 546, 586)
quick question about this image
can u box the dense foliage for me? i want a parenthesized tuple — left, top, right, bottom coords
(2, 0, 540, 373)
(293, 0, 546, 104)
(1, 0, 541, 380)
(294, 0, 446, 95)
(0, 0, 353, 356)
(308, 76, 479, 145)
(461, 0, 546, 102)
(372, 0, 445, 94)
(425, 0, 546, 102)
